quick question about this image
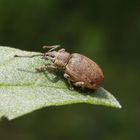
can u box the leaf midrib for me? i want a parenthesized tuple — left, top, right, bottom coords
(0, 84, 67, 89)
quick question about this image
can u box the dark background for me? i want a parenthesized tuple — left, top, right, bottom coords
(0, 0, 140, 140)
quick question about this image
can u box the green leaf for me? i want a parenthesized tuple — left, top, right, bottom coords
(0, 46, 121, 120)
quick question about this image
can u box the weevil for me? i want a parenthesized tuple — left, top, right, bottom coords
(15, 45, 104, 90)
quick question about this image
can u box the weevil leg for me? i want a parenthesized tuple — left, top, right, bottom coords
(64, 73, 74, 90)
(58, 48, 65, 52)
(42, 56, 55, 62)
(36, 64, 58, 72)
(14, 53, 43, 58)
(73, 82, 85, 90)
(46, 64, 58, 70)
(43, 45, 60, 52)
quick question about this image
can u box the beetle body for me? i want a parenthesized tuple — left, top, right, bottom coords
(43, 46, 104, 90)
(65, 53, 104, 90)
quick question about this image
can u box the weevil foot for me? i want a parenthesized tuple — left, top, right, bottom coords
(73, 82, 85, 90)
(58, 48, 65, 52)
(69, 85, 74, 90)
(64, 73, 74, 90)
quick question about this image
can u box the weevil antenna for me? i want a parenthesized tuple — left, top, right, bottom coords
(42, 45, 60, 52)
(14, 53, 44, 58)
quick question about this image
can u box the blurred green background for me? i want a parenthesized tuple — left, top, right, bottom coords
(0, 0, 140, 140)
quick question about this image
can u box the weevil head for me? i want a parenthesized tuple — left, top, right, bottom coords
(45, 51, 70, 69)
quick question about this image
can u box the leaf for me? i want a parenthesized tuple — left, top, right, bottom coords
(0, 46, 121, 120)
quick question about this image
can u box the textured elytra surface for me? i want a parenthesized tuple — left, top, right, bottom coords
(0, 47, 121, 120)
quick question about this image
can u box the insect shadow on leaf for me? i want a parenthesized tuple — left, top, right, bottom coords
(42, 69, 63, 83)
(16, 67, 62, 83)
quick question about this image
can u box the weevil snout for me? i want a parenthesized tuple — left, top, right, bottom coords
(45, 51, 57, 57)
(43, 51, 59, 62)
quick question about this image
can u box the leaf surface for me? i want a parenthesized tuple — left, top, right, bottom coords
(0, 47, 121, 120)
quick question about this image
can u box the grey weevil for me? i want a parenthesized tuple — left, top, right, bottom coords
(15, 45, 104, 90)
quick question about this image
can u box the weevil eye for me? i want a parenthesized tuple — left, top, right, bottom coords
(45, 52, 56, 57)
(50, 54, 55, 57)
